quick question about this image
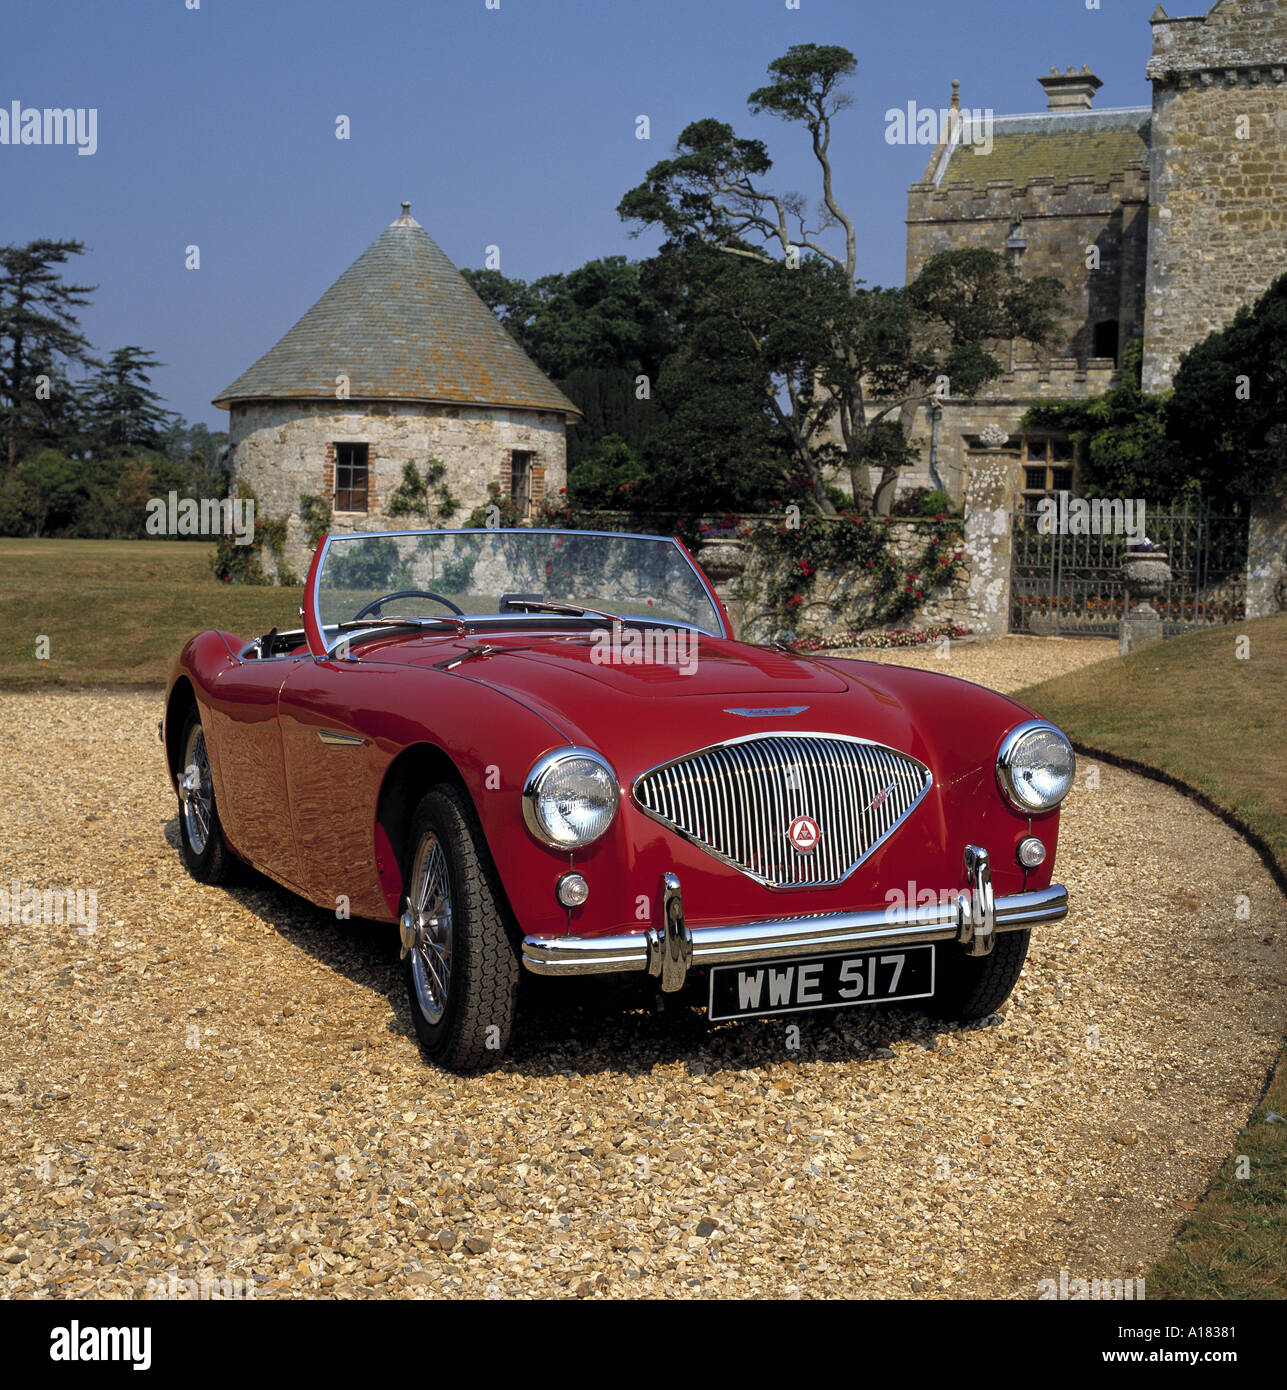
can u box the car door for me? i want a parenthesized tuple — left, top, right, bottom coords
(203, 656, 306, 886)
(276, 657, 397, 920)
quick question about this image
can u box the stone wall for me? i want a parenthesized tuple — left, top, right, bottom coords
(907, 164, 1150, 366)
(228, 398, 567, 579)
(691, 519, 974, 643)
(1245, 495, 1287, 616)
(1142, 1, 1287, 390)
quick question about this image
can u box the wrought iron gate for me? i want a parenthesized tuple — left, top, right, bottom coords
(1010, 500, 1248, 636)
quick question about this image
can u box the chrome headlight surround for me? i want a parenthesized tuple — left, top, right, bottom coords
(522, 747, 620, 849)
(996, 719, 1076, 814)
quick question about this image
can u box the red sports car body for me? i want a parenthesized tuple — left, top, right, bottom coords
(163, 527, 1072, 1071)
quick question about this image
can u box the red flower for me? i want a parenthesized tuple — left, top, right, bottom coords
(545, 564, 553, 574)
(788, 595, 803, 607)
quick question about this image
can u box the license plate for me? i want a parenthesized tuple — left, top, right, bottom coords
(707, 944, 935, 1022)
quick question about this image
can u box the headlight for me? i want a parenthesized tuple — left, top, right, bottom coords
(522, 748, 620, 849)
(996, 720, 1075, 813)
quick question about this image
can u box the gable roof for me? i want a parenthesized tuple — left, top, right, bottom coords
(213, 205, 581, 420)
(935, 107, 1151, 188)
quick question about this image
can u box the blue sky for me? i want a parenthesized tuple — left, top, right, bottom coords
(3, 0, 1164, 429)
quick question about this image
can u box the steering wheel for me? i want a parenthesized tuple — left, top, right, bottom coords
(352, 589, 464, 620)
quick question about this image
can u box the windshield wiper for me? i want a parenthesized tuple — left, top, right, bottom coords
(502, 598, 626, 626)
(332, 616, 468, 637)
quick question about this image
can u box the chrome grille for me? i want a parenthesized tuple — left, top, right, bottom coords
(633, 733, 931, 888)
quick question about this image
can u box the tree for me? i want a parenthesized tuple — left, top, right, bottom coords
(0, 240, 96, 469)
(16, 449, 87, 537)
(163, 418, 230, 497)
(462, 257, 675, 468)
(618, 44, 1062, 513)
(566, 434, 648, 509)
(1167, 272, 1287, 503)
(84, 346, 174, 456)
(639, 247, 793, 516)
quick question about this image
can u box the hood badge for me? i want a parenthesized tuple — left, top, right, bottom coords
(788, 815, 820, 853)
(725, 705, 809, 717)
(866, 782, 896, 814)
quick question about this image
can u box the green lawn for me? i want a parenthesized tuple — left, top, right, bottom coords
(1020, 614, 1287, 1300)
(0, 538, 304, 685)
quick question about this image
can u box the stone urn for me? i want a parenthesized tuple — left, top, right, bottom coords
(1117, 548, 1171, 654)
(1119, 548, 1171, 608)
(696, 536, 749, 637)
(696, 536, 747, 587)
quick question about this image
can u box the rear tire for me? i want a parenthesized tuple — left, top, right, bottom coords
(176, 709, 237, 885)
(400, 784, 519, 1073)
(924, 930, 1030, 1021)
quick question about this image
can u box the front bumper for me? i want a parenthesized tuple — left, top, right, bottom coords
(521, 844, 1068, 993)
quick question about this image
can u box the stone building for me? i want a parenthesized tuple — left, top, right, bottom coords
(897, 0, 1287, 509)
(1142, 0, 1287, 390)
(214, 203, 581, 578)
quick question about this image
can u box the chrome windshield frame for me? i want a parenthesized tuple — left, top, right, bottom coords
(307, 527, 731, 651)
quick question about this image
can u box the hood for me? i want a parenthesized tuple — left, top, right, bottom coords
(360, 629, 1027, 783)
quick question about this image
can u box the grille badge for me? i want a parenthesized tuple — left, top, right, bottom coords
(788, 815, 820, 853)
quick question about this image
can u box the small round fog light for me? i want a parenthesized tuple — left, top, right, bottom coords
(1018, 836, 1047, 868)
(556, 872, 589, 908)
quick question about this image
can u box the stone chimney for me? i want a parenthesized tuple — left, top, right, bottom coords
(1037, 66, 1103, 112)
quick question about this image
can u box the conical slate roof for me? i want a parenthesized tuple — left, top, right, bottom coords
(213, 204, 581, 419)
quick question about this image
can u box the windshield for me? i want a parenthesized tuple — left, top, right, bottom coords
(313, 529, 725, 639)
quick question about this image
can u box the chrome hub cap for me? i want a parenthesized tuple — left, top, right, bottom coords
(180, 725, 214, 855)
(405, 832, 453, 1026)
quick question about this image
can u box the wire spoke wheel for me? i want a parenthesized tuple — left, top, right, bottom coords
(407, 831, 454, 1026)
(399, 784, 519, 1072)
(180, 724, 214, 856)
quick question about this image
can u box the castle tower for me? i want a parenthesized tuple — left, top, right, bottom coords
(1142, 0, 1287, 390)
(213, 203, 581, 577)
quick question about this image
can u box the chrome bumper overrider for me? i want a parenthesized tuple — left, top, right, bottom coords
(521, 844, 1068, 993)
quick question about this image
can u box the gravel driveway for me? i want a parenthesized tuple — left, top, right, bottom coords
(1, 640, 1283, 1299)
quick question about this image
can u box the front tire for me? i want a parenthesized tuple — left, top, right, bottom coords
(924, 930, 1030, 1022)
(176, 710, 236, 885)
(400, 784, 519, 1073)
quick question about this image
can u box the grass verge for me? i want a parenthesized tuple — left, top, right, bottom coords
(0, 538, 303, 685)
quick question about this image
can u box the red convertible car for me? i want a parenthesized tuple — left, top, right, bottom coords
(163, 527, 1072, 1072)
